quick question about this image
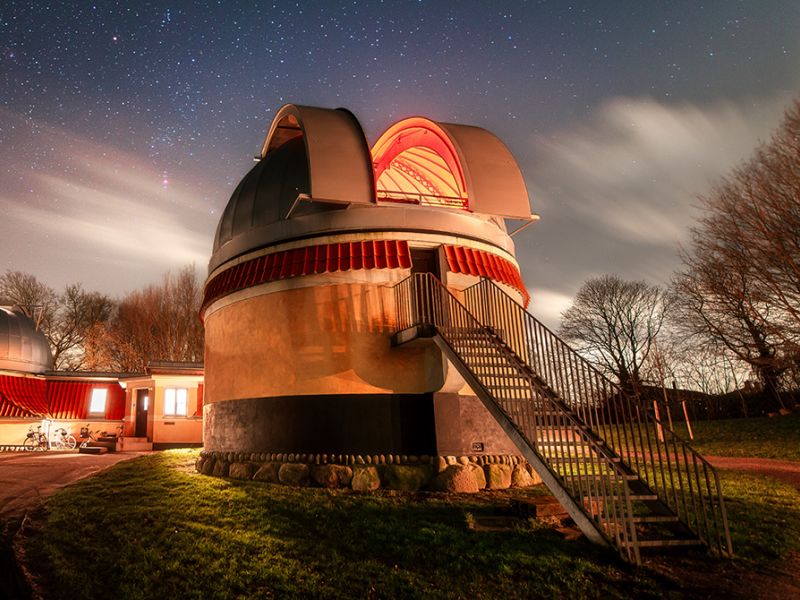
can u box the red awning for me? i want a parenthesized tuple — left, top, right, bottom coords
(47, 381, 125, 420)
(443, 245, 530, 306)
(195, 383, 204, 417)
(204, 239, 412, 309)
(0, 375, 48, 418)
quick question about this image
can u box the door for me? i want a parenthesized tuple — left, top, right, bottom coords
(135, 389, 149, 438)
(410, 248, 441, 324)
(410, 248, 439, 276)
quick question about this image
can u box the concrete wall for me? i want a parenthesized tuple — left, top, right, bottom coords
(204, 393, 436, 455)
(125, 375, 203, 444)
(432, 393, 520, 456)
(0, 418, 123, 448)
(204, 283, 444, 404)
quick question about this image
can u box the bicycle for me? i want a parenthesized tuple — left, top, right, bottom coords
(79, 425, 103, 449)
(23, 425, 49, 451)
(50, 427, 77, 450)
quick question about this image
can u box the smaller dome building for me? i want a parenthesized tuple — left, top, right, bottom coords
(0, 307, 52, 374)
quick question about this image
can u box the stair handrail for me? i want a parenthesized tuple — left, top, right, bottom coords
(394, 273, 644, 561)
(461, 277, 733, 557)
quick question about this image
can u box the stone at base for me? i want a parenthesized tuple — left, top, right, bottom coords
(253, 462, 281, 483)
(211, 459, 229, 478)
(383, 465, 431, 491)
(432, 465, 479, 493)
(511, 464, 535, 487)
(468, 463, 487, 489)
(228, 462, 255, 480)
(199, 457, 215, 475)
(525, 464, 543, 485)
(351, 466, 381, 491)
(311, 464, 353, 488)
(484, 464, 512, 489)
(278, 462, 310, 486)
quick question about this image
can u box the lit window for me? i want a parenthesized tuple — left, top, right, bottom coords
(164, 388, 188, 416)
(89, 388, 107, 415)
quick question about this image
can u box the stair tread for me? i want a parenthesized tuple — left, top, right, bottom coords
(631, 515, 680, 523)
(582, 493, 658, 501)
(622, 538, 703, 548)
(562, 473, 638, 481)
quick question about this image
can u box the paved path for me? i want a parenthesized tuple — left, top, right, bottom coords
(0, 451, 150, 521)
(706, 455, 800, 491)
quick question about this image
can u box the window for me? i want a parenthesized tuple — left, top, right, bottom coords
(164, 388, 188, 416)
(89, 388, 107, 415)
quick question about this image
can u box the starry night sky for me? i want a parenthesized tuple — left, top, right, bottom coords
(2, 1, 799, 326)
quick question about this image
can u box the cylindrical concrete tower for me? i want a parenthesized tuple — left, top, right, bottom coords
(202, 104, 533, 458)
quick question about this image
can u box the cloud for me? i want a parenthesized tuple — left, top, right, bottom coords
(530, 96, 790, 245)
(528, 288, 573, 330)
(517, 93, 794, 322)
(0, 109, 217, 294)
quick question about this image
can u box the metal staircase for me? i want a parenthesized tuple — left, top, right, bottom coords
(392, 273, 733, 564)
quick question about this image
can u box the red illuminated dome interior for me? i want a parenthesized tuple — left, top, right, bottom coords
(371, 118, 468, 209)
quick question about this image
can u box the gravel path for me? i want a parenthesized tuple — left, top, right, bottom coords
(705, 455, 800, 491)
(0, 450, 150, 522)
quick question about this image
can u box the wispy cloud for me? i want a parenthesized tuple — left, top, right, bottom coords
(529, 288, 573, 331)
(518, 93, 793, 328)
(0, 109, 217, 294)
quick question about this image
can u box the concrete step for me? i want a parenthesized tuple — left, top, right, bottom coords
(87, 441, 116, 451)
(120, 438, 153, 451)
(79, 446, 108, 455)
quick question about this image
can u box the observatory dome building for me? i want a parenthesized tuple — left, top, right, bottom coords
(0, 307, 53, 374)
(202, 104, 535, 458)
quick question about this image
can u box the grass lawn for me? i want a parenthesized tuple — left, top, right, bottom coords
(21, 449, 800, 599)
(23, 450, 672, 600)
(603, 412, 800, 463)
(674, 412, 800, 461)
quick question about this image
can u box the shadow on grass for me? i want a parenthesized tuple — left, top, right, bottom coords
(24, 451, 678, 599)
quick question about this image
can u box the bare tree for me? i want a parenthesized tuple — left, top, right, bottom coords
(0, 271, 58, 328)
(0, 271, 114, 370)
(103, 265, 204, 372)
(673, 250, 787, 409)
(673, 99, 800, 410)
(560, 275, 670, 394)
(48, 284, 115, 370)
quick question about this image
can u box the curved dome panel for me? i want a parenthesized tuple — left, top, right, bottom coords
(371, 118, 531, 218)
(438, 122, 532, 219)
(0, 307, 52, 374)
(212, 105, 374, 263)
(262, 104, 374, 204)
(372, 117, 468, 208)
(214, 136, 310, 254)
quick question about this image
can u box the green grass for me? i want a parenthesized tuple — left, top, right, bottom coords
(674, 413, 800, 461)
(717, 469, 800, 564)
(24, 450, 672, 600)
(601, 412, 800, 462)
(22, 448, 800, 599)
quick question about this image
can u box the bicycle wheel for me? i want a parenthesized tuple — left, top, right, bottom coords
(23, 437, 36, 451)
(65, 434, 77, 450)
